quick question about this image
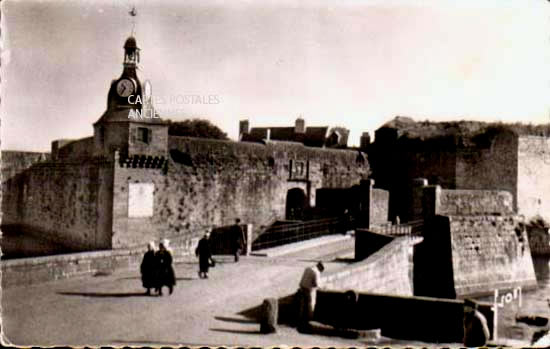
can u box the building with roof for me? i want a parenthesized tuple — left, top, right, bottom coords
(239, 118, 350, 148)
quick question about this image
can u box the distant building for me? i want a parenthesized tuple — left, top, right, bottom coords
(240, 118, 349, 148)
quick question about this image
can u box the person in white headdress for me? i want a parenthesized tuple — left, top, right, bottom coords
(161, 238, 173, 252)
(155, 238, 176, 296)
(140, 241, 158, 296)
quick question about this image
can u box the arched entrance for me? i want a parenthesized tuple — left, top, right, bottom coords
(286, 188, 307, 220)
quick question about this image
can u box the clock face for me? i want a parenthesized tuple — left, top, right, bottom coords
(116, 79, 134, 97)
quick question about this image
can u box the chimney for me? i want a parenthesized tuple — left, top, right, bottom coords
(239, 119, 249, 138)
(360, 132, 371, 151)
(295, 117, 305, 134)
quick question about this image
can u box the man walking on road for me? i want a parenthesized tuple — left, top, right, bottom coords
(196, 231, 213, 279)
(297, 261, 325, 331)
(231, 218, 245, 262)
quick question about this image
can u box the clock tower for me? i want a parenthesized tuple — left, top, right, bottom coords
(108, 36, 141, 109)
(93, 36, 167, 160)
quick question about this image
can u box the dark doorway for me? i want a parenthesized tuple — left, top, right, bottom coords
(286, 188, 307, 220)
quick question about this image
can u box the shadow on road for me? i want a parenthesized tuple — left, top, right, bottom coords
(209, 328, 261, 335)
(110, 339, 223, 346)
(116, 276, 197, 281)
(239, 293, 297, 325)
(57, 291, 152, 298)
(237, 293, 370, 341)
(215, 316, 258, 324)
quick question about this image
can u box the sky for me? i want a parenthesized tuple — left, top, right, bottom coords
(2, 0, 549, 151)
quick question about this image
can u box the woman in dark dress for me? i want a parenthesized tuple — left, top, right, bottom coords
(155, 240, 176, 296)
(196, 232, 212, 279)
(140, 241, 158, 295)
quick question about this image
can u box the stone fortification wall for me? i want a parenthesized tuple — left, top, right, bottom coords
(315, 290, 494, 343)
(1, 236, 198, 288)
(1, 151, 50, 183)
(111, 137, 369, 249)
(527, 226, 550, 255)
(371, 121, 529, 221)
(2, 158, 114, 251)
(53, 137, 95, 160)
(438, 189, 514, 216)
(373, 122, 550, 224)
(517, 136, 550, 222)
(455, 130, 518, 211)
(447, 215, 537, 296)
(423, 186, 514, 218)
(322, 237, 413, 296)
(418, 186, 537, 297)
(370, 188, 389, 225)
(369, 131, 457, 220)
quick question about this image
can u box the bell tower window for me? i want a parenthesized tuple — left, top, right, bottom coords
(124, 37, 140, 67)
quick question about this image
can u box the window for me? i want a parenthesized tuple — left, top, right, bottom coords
(289, 160, 308, 180)
(137, 127, 150, 144)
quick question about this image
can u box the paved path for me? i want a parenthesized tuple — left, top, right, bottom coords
(2, 237, 381, 347)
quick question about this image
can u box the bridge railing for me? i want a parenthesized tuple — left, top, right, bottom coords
(251, 217, 346, 251)
(369, 219, 424, 236)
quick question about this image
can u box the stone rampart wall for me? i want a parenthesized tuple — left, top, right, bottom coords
(517, 136, 550, 222)
(55, 137, 94, 160)
(315, 290, 494, 343)
(527, 226, 550, 255)
(455, 130, 518, 211)
(2, 136, 368, 252)
(111, 137, 369, 249)
(447, 215, 537, 296)
(322, 237, 413, 296)
(423, 186, 514, 218)
(1, 236, 199, 288)
(370, 188, 389, 225)
(2, 158, 113, 250)
(1, 151, 50, 183)
(438, 189, 514, 216)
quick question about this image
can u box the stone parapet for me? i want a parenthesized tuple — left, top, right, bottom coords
(323, 237, 416, 296)
(1, 236, 199, 288)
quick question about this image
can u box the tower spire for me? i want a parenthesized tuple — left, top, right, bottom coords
(129, 5, 137, 36)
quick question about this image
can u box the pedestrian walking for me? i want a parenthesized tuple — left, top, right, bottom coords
(140, 241, 158, 296)
(340, 209, 353, 234)
(196, 231, 213, 279)
(231, 218, 245, 262)
(155, 239, 176, 296)
(297, 261, 325, 331)
(463, 299, 490, 347)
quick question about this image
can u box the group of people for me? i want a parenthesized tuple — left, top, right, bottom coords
(140, 239, 176, 296)
(141, 219, 245, 288)
(194, 219, 246, 278)
(140, 222, 492, 346)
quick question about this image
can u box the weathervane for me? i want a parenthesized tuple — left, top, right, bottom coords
(129, 5, 137, 36)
